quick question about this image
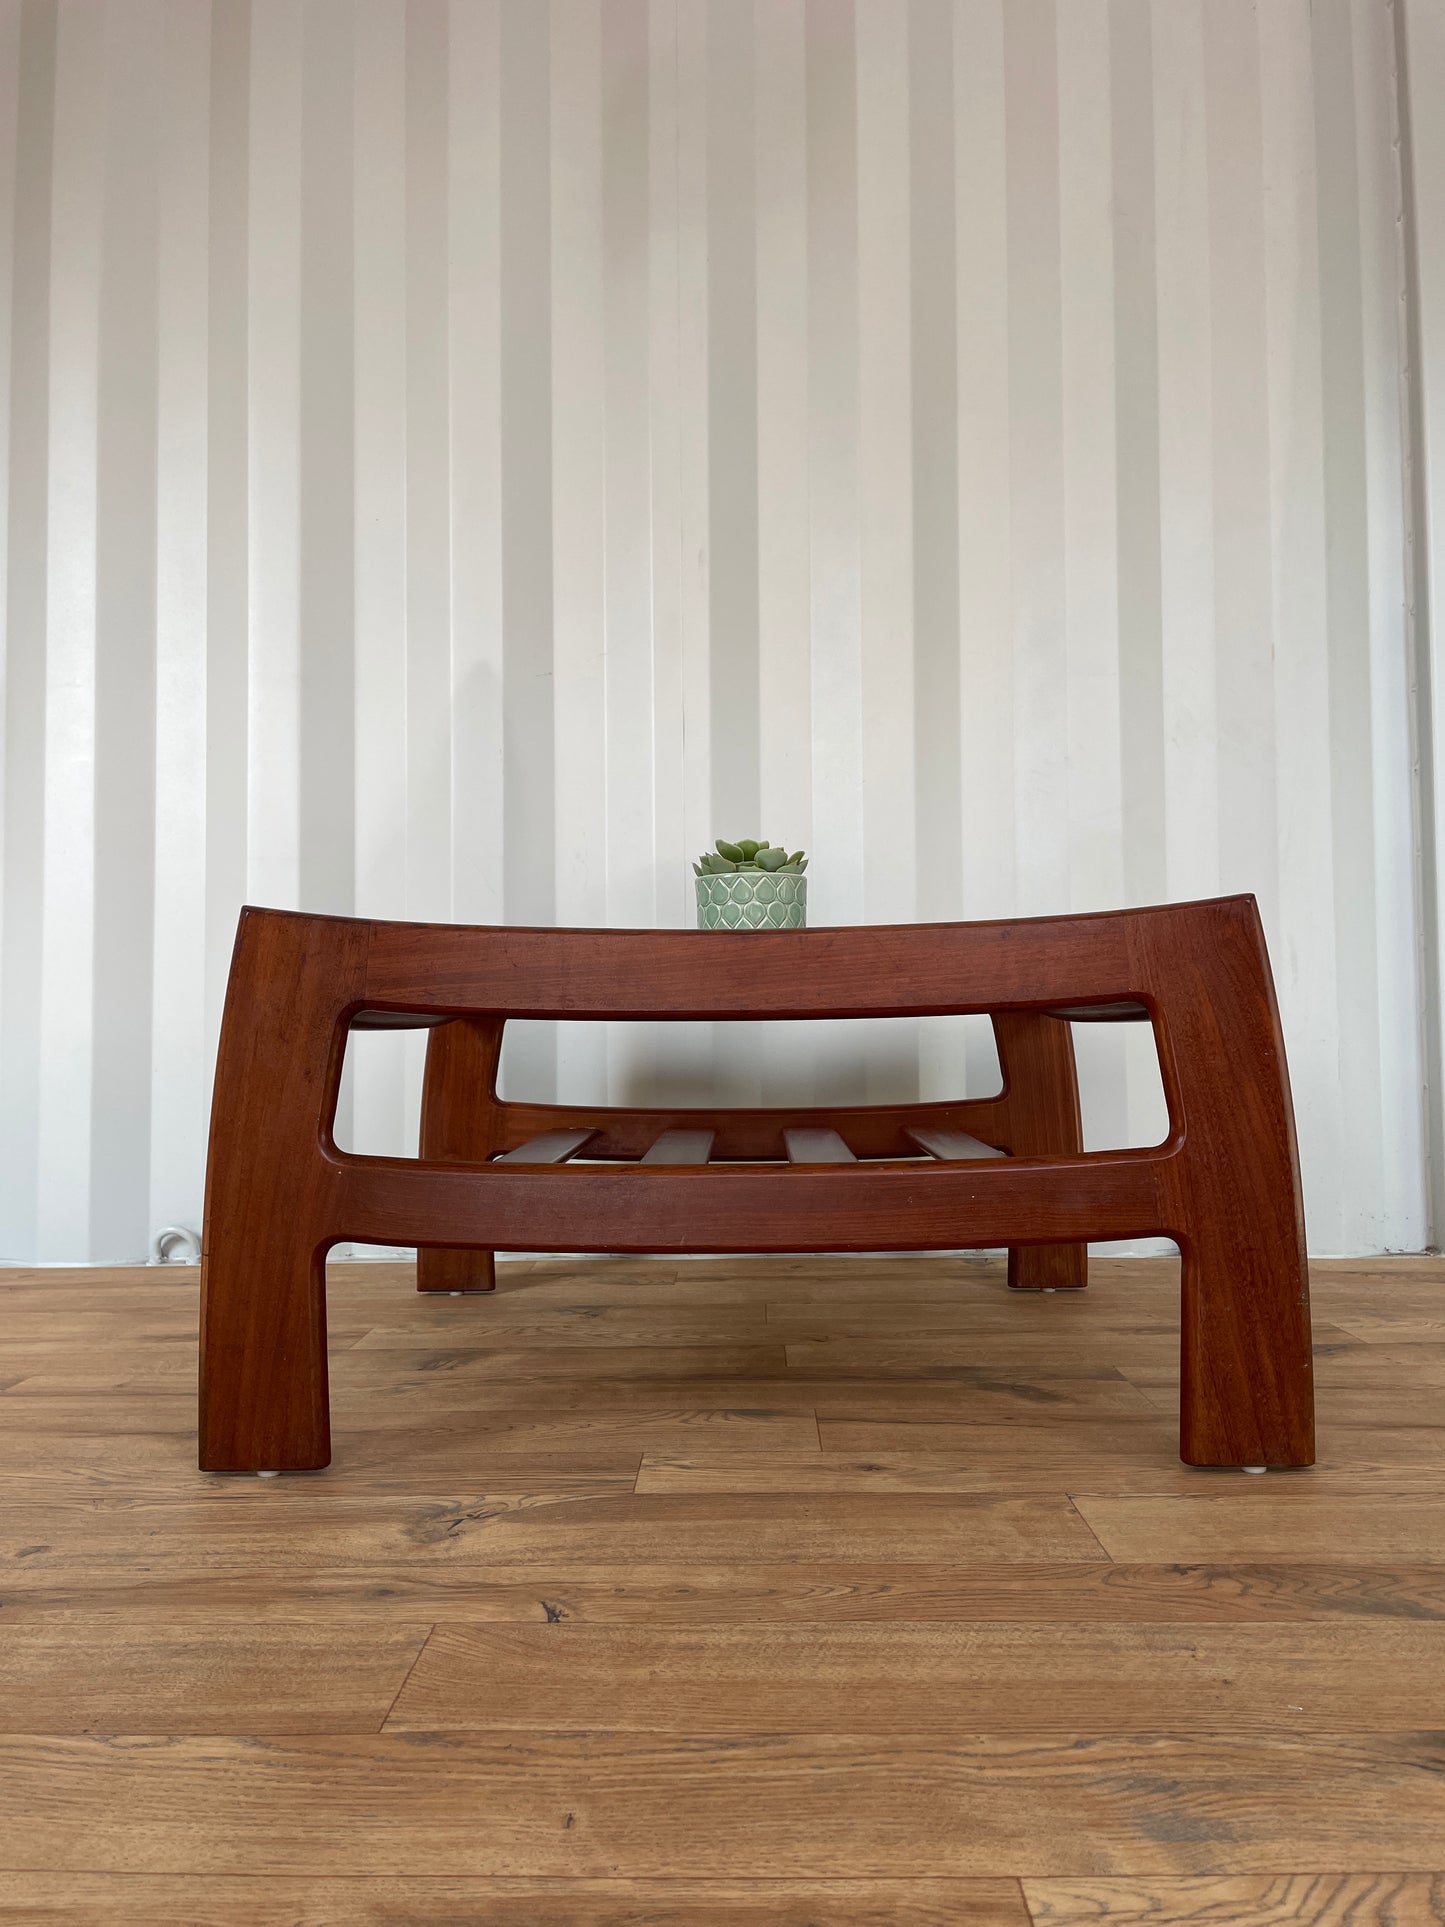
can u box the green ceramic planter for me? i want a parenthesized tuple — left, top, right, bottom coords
(695, 870, 807, 930)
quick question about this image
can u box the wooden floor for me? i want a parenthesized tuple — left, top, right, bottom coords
(2, 1254, 1445, 1925)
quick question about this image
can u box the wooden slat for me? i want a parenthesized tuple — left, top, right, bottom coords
(639, 1447, 1445, 1499)
(348, 1303, 770, 1346)
(1042, 1001, 1150, 1023)
(12, 1561, 1445, 1627)
(493, 1129, 597, 1164)
(1073, 1493, 1445, 1563)
(385, 1619, 1445, 1734)
(334, 1343, 789, 1383)
(349, 1009, 453, 1030)
(907, 1128, 1007, 1161)
(12, 1426, 1440, 1510)
(0, 1621, 429, 1735)
(6, 1731, 1445, 1875)
(0, 1428, 645, 1500)
(783, 1128, 857, 1163)
(0, 1493, 1104, 1582)
(0, 1873, 1034, 1926)
(1023, 1875, 1445, 1924)
(640, 1130, 716, 1164)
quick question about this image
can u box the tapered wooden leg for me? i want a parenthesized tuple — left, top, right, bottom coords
(992, 1010, 1088, 1291)
(1146, 901, 1315, 1467)
(417, 1015, 506, 1293)
(198, 910, 366, 1471)
(1178, 1219, 1313, 1466)
(200, 1239, 332, 1471)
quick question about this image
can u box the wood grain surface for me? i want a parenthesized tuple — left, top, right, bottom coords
(3, 1731, 1444, 1877)
(2, 1252, 1441, 1920)
(0, 1873, 1034, 1925)
(1023, 1874, 1445, 1924)
(384, 1619, 1445, 1734)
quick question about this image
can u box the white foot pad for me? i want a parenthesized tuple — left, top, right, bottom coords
(1242, 1465, 1267, 1475)
(256, 1469, 281, 1478)
(449, 1291, 463, 1296)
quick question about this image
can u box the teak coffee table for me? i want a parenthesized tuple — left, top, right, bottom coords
(197, 895, 1314, 1475)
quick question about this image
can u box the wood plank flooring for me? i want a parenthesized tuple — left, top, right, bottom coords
(1, 1254, 1444, 1924)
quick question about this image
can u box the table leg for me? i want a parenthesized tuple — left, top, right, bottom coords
(417, 1016, 506, 1293)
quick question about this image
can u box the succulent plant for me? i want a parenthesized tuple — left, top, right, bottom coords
(693, 839, 808, 877)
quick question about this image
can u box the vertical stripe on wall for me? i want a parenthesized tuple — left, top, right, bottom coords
(90, 0, 159, 1258)
(1353, 0, 1428, 1251)
(755, 0, 810, 866)
(246, 0, 301, 912)
(857, 0, 916, 1111)
(1314, 0, 1391, 1243)
(0, 0, 56, 1260)
(1258, 0, 1342, 1253)
(404, 0, 451, 935)
(1108, 0, 1172, 1158)
(909, 0, 957, 927)
(953, 0, 1011, 1109)
(298, 0, 355, 923)
(953, 0, 1011, 934)
(806, 0, 864, 1107)
(0, 0, 1431, 1258)
(349, 0, 408, 1160)
(1110, 0, 1165, 918)
(150, 0, 211, 1244)
(1401, 0, 1445, 1243)
(646, 0, 686, 941)
(447, 0, 505, 933)
(1154, 0, 1218, 905)
(550, 0, 607, 1103)
(203, 0, 249, 1068)
(1205, 0, 1276, 920)
(754, 0, 813, 1110)
(1003, 0, 1067, 922)
(37, 1, 103, 1258)
(602, 0, 656, 1101)
(705, 0, 759, 844)
(498, 0, 555, 1104)
(909, 0, 964, 1109)
(1057, 0, 1126, 1154)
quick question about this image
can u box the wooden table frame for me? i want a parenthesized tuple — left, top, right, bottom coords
(198, 895, 1314, 1474)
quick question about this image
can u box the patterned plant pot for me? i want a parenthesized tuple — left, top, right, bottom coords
(695, 870, 808, 929)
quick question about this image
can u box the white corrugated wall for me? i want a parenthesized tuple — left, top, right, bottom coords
(0, 0, 1432, 1261)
